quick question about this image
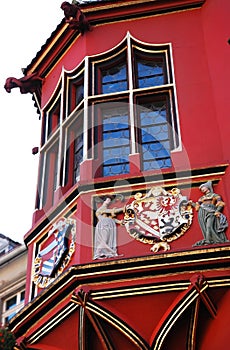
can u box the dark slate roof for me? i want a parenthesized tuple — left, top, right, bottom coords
(78, 0, 111, 3)
(0, 233, 21, 256)
(24, 0, 113, 75)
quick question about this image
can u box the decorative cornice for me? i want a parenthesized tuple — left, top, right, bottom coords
(0, 245, 27, 266)
(9, 245, 230, 339)
(25, 0, 206, 78)
(24, 163, 228, 245)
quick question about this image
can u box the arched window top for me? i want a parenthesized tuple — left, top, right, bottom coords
(42, 89, 62, 145)
(96, 51, 128, 95)
(89, 32, 173, 97)
(88, 31, 172, 62)
(134, 50, 167, 88)
(63, 62, 85, 118)
(37, 32, 180, 211)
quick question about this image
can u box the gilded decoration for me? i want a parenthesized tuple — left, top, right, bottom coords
(124, 186, 193, 252)
(32, 218, 76, 288)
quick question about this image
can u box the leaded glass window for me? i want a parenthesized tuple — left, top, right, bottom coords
(74, 133, 83, 180)
(102, 107, 130, 176)
(42, 95, 61, 145)
(37, 34, 180, 210)
(95, 52, 127, 95)
(64, 113, 83, 186)
(137, 99, 172, 171)
(101, 62, 127, 94)
(91, 36, 179, 177)
(47, 102, 60, 139)
(41, 141, 59, 207)
(136, 55, 166, 88)
(68, 73, 84, 115)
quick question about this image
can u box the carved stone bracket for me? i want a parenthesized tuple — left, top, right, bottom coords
(61, 1, 92, 34)
(4, 72, 43, 94)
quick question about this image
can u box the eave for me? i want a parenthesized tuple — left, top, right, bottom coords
(9, 245, 230, 340)
(24, 0, 206, 78)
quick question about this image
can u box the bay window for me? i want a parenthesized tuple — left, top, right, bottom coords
(37, 33, 180, 209)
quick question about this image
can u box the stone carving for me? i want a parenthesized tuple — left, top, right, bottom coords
(124, 186, 193, 252)
(4, 73, 43, 94)
(189, 181, 228, 246)
(61, 1, 92, 34)
(93, 196, 124, 260)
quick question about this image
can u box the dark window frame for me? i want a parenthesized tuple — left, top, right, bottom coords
(135, 92, 174, 171)
(68, 74, 84, 115)
(64, 112, 84, 187)
(133, 49, 168, 89)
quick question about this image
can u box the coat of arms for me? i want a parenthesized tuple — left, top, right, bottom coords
(32, 218, 76, 288)
(124, 187, 193, 252)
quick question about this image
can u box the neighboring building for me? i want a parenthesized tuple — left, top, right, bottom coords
(0, 233, 20, 257)
(6, 0, 230, 349)
(0, 237, 27, 326)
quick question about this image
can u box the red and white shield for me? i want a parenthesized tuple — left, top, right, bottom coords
(124, 187, 193, 245)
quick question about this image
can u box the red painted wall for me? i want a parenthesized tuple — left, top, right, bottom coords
(24, 0, 230, 290)
(19, 2, 230, 349)
(41, 3, 227, 178)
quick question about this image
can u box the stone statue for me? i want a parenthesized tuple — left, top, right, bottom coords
(61, 1, 91, 34)
(190, 181, 228, 246)
(93, 196, 124, 260)
(4, 73, 43, 94)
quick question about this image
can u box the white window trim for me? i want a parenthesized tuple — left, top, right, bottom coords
(37, 32, 182, 208)
(2, 290, 25, 325)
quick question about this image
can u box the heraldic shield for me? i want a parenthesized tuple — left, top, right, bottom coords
(124, 187, 193, 252)
(32, 218, 76, 288)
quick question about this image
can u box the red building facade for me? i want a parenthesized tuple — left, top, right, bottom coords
(7, 1, 230, 349)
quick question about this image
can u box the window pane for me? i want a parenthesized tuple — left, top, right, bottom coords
(6, 296, 17, 310)
(103, 146, 130, 161)
(103, 130, 130, 147)
(75, 84, 84, 106)
(141, 125, 169, 142)
(68, 74, 84, 114)
(42, 142, 59, 207)
(101, 62, 127, 94)
(47, 102, 60, 138)
(74, 133, 83, 180)
(103, 163, 129, 177)
(102, 107, 130, 176)
(20, 291, 25, 302)
(143, 157, 172, 171)
(5, 312, 16, 324)
(65, 114, 83, 185)
(95, 51, 127, 95)
(142, 141, 170, 160)
(135, 51, 166, 89)
(3, 292, 25, 325)
(138, 99, 172, 171)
